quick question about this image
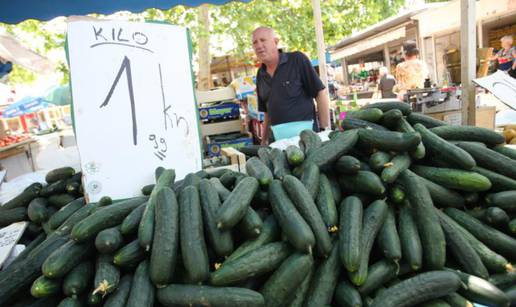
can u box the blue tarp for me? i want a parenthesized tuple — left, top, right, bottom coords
(0, 0, 249, 24)
(3, 96, 49, 118)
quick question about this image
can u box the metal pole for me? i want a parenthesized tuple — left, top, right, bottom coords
(460, 0, 476, 126)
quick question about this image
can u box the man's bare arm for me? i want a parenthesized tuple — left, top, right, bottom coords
(261, 112, 270, 145)
(315, 89, 331, 129)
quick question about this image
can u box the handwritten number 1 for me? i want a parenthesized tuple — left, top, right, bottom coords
(100, 56, 138, 145)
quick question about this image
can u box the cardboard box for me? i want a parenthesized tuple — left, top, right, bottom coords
(198, 102, 240, 122)
(231, 76, 256, 100)
(427, 106, 496, 129)
(201, 119, 243, 138)
(206, 132, 253, 157)
(246, 94, 265, 121)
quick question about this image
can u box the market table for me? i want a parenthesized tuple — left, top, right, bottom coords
(0, 138, 36, 172)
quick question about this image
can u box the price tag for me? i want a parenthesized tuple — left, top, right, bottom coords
(67, 20, 202, 201)
(0, 222, 27, 269)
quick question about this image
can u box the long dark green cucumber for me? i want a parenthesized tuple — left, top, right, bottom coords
(216, 177, 259, 230)
(452, 269, 510, 307)
(398, 200, 423, 271)
(358, 259, 399, 295)
(358, 129, 421, 152)
(199, 179, 233, 257)
(363, 101, 412, 115)
(486, 191, 516, 212)
(489, 272, 516, 289)
(445, 207, 516, 259)
(473, 166, 516, 192)
(237, 207, 263, 239)
(157, 284, 265, 307)
(380, 109, 403, 128)
(95, 226, 123, 254)
(138, 169, 175, 251)
(302, 129, 358, 168)
(348, 108, 383, 122)
(209, 177, 231, 201)
(304, 242, 341, 306)
(1, 183, 41, 211)
(270, 148, 291, 179)
(150, 187, 179, 286)
(104, 274, 132, 307)
(397, 117, 425, 159)
(400, 170, 446, 269)
(120, 202, 146, 235)
(282, 175, 332, 257)
(370, 271, 461, 307)
(407, 112, 447, 128)
(245, 156, 273, 187)
(335, 280, 362, 307)
(349, 200, 388, 286)
(417, 175, 465, 208)
(179, 185, 209, 283)
(113, 239, 146, 268)
(437, 210, 512, 274)
(260, 253, 313, 307)
(339, 196, 363, 272)
(414, 123, 476, 170)
(339, 171, 386, 197)
(316, 174, 338, 228)
(381, 153, 411, 184)
(430, 125, 505, 145)
(411, 165, 491, 192)
(300, 162, 320, 200)
(126, 260, 155, 307)
(210, 242, 291, 286)
(287, 267, 313, 307)
(369, 151, 392, 173)
(257, 147, 274, 170)
(456, 142, 516, 179)
(285, 145, 305, 166)
(438, 210, 489, 279)
(93, 254, 119, 296)
(62, 260, 93, 296)
(299, 129, 322, 157)
(42, 239, 93, 278)
(30, 275, 61, 297)
(0, 207, 28, 227)
(48, 197, 85, 230)
(492, 145, 516, 160)
(225, 214, 280, 263)
(377, 206, 401, 261)
(335, 155, 361, 174)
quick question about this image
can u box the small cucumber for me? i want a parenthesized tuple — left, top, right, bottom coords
(339, 171, 386, 197)
(339, 196, 363, 272)
(398, 200, 423, 271)
(335, 155, 361, 174)
(377, 206, 402, 261)
(358, 259, 399, 296)
(270, 148, 291, 179)
(380, 109, 403, 129)
(113, 240, 146, 268)
(486, 191, 516, 212)
(95, 226, 123, 254)
(315, 174, 338, 229)
(335, 280, 362, 307)
(42, 239, 93, 278)
(31, 275, 61, 298)
(62, 260, 94, 296)
(245, 157, 273, 187)
(93, 254, 120, 296)
(120, 202, 146, 235)
(285, 145, 305, 166)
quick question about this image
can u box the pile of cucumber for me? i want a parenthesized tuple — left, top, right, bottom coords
(1, 101, 516, 307)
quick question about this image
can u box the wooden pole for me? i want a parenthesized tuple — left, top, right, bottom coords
(341, 58, 349, 85)
(311, 0, 329, 91)
(197, 4, 211, 90)
(383, 44, 391, 73)
(460, 0, 476, 126)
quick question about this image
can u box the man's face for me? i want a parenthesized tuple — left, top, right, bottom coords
(252, 29, 279, 63)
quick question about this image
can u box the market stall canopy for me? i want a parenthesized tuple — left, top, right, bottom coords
(45, 84, 71, 106)
(0, 32, 55, 74)
(0, 0, 250, 24)
(2, 96, 49, 118)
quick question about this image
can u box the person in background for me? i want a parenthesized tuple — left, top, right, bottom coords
(252, 27, 330, 145)
(377, 66, 397, 98)
(350, 67, 360, 84)
(395, 40, 429, 100)
(491, 35, 515, 73)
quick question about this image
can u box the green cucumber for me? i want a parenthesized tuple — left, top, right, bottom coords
(270, 148, 291, 179)
(157, 284, 265, 307)
(389, 184, 405, 203)
(138, 169, 175, 251)
(414, 123, 476, 170)
(486, 191, 516, 212)
(473, 166, 516, 192)
(399, 200, 423, 271)
(0, 184, 40, 211)
(452, 269, 510, 307)
(46, 167, 75, 184)
(381, 153, 411, 183)
(9, 232, 46, 267)
(377, 206, 401, 261)
(47, 193, 76, 208)
(400, 170, 445, 269)
(182, 173, 201, 190)
(220, 170, 240, 189)
(285, 145, 305, 166)
(216, 177, 259, 230)
(397, 117, 426, 159)
(348, 108, 383, 122)
(420, 299, 451, 307)
(141, 184, 154, 196)
(486, 207, 510, 226)
(299, 129, 322, 157)
(287, 267, 313, 307)
(504, 286, 516, 306)
(62, 260, 94, 296)
(369, 151, 392, 173)
(120, 202, 146, 235)
(104, 274, 132, 307)
(237, 208, 263, 239)
(335, 280, 362, 307)
(27, 198, 49, 224)
(95, 226, 123, 254)
(40, 180, 68, 198)
(302, 129, 359, 168)
(93, 254, 119, 296)
(246, 157, 273, 187)
(411, 165, 491, 192)
(417, 175, 465, 208)
(492, 145, 516, 160)
(443, 293, 473, 307)
(456, 142, 516, 179)
(268, 180, 315, 253)
(58, 297, 83, 307)
(315, 174, 338, 228)
(210, 242, 291, 286)
(225, 214, 280, 263)
(489, 272, 516, 289)
(407, 112, 447, 128)
(341, 117, 388, 131)
(113, 240, 145, 268)
(150, 187, 179, 286)
(87, 292, 102, 306)
(72, 196, 147, 242)
(359, 259, 399, 295)
(349, 200, 388, 286)
(339, 170, 386, 197)
(335, 155, 361, 174)
(430, 125, 505, 145)
(42, 239, 93, 278)
(179, 185, 209, 283)
(445, 207, 516, 259)
(257, 147, 274, 170)
(327, 172, 342, 204)
(364, 101, 412, 115)
(126, 260, 155, 307)
(358, 129, 421, 152)
(282, 175, 332, 257)
(380, 109, 403, 129)
(371, 271, 461, 307)
(30, 275, 61, 298)
(260, 253, 313, 307)
(199, 179, 234, 257)
(48, 197, 85, 230)
(439, 210, 489, 279)
(304, 242, 341, 306)
(209, 177, 231, 201)
(300, 162, 320, 200)
(339, 196, 363, 272)
(510, 219, 516, 235)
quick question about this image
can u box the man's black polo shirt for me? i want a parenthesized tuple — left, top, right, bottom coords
(256, 51, 325, 126)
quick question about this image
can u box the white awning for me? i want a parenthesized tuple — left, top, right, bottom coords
(0, 33, 55, 74)
(331, 27, 406, 61)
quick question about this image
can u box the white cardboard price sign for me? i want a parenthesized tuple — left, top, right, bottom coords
(67, 21, 202, 201)
(0, 222, 27, 269)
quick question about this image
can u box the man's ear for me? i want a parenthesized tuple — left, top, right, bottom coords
(274, 37, 279, 45)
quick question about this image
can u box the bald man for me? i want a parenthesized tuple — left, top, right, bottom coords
(252, 27, 330, 144)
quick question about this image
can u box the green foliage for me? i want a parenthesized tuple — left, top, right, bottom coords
(7, 64, 37, 85)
